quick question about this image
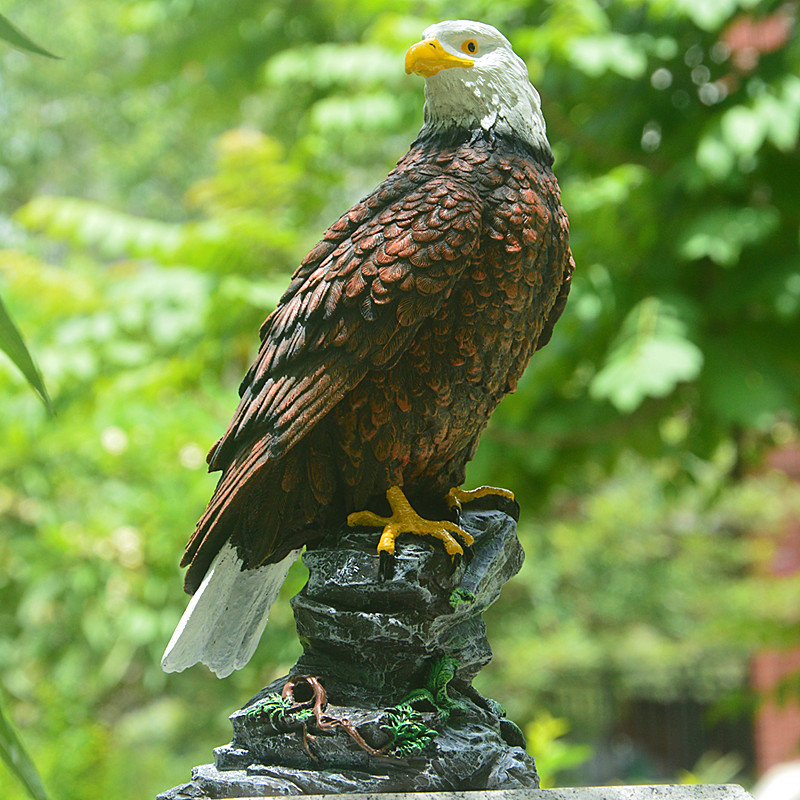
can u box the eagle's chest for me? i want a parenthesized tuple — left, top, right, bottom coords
(407, 183, 550, 388)
(332, 138, 567, 494)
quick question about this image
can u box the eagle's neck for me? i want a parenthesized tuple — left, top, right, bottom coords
(419, 61, 551, 160)
(412, 125, 554, 168)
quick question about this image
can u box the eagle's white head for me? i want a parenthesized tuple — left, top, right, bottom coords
(405, 20, 550, 156)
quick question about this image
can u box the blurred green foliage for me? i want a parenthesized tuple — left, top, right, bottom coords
(526, 711, 593, 787)
(0, 694, 49, 800)
(0, 12, 58, 60)
(1, 0, 799, 796)
(0, 13, 53, 426)
(0, 292, 51, 416)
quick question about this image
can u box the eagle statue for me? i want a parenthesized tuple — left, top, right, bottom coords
(162, 20, 574, 678)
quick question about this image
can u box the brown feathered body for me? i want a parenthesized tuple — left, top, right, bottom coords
(181, 128, 573, 594)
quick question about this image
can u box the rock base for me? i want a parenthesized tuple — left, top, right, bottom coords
(160, 499, 538, 798)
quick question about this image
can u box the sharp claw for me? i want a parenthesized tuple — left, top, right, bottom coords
(449, 552, 462, 575)
(462, 543, 474, 565)
(379, 550, 394, 582)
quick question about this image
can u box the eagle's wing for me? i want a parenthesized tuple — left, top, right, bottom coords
(212, 173, 484, 468)
(535, 251, 574, 351)
(180, 171, 484, 588)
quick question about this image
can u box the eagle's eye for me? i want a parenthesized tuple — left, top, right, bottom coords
(461, 39, 478, 55)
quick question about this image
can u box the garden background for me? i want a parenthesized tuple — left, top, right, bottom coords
(1, 0, 799, 797)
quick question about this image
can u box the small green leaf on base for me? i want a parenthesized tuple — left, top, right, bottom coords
(449, 587, 475, 609)
(381, 706, 438, 757)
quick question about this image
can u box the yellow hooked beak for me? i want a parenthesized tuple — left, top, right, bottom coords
(404, 38, 474, 77)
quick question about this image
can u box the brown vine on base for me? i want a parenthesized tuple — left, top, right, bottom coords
(281, 674, 389, 758)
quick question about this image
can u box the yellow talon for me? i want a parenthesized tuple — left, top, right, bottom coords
(347, 485, 474, 559)
(445, 485, 515, 513)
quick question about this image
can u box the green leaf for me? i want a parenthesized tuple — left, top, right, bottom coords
(0, 293, 53, 413)
(759, 77, 800, 152)
(0, 14, 59, 58)
(264, 44, 400, 91)
(569, 33, 648, 79)
(310, 91, 403, 136)
(720, 106, 766, 158)
(590, 298, 703, 412)
(525, 711, 593, 788)
(669, 0, 742, 32)
(0, 699, 51, 800)
(16, 194, 297, 274)
(679, 207, 780, 267)
(696, 135, 735, 180)
(563, 164, 647, 215)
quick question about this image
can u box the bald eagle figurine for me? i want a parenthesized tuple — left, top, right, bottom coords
(163, 20, 574, 678)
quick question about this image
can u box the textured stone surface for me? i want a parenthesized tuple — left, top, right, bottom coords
(159, 500, 536, 798)
(157, 782, 754, 800)
(288, 497, 522, 703)
(538, 789, 753, 800)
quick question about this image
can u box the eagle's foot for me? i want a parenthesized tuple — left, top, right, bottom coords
(347, 486, 474, 561)
(445, 485, 515, 514)
(378, 549, 394, 582)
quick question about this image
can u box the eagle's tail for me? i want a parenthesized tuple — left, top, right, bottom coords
(161, 542, 300, 678)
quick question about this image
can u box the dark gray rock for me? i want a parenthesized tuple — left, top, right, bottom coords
(159, 500, 537, 798)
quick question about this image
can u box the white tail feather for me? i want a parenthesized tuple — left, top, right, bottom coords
(161, 543, 300, 678)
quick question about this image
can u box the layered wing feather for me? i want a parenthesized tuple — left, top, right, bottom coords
(180, 171, 484, 589)
(210, 174, 483, 468)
